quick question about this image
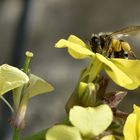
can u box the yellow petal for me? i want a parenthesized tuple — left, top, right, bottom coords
(46, 125, 82, 140)
(133, 105, 140, 138)
(68, 35, 88, 48)
(96, 53, 133, 89)
(55, 35, 94, 59)
(123, 114, 137, 140)
(134, 105, 140, 120)
(0, 64, 29, 95)
(110, 59, 140, 89)
(69, 104, 113, 137)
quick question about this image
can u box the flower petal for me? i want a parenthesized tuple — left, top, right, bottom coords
(25, 74, 54, 98)
(110, 59, 140, 89)
(123, 114, 137, 140)
(46, 125, 82, 140)
(55, 35, 94, 59)
(68, 35, 88, 48)
(0, 64, 29, 95)
(96, 53, 134, 89)
(133, 105, 140, 138)
(69, 104, 113, 137)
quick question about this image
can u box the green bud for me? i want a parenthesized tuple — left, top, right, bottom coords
(79, 82, 98, 107)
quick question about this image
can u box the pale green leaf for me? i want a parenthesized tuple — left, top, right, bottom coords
(25, 74, 54, 98)
(46, 125, 82, 140)
(0, 64, 29, 95)
(101, 135, 116, 140)
(69, 104, 113, 137)
(55, 35, 94, 59)
(96, 53, 134, 89)
(110, 59, 140, 89)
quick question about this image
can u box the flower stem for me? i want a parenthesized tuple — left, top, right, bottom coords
(12, 128, 19, 140)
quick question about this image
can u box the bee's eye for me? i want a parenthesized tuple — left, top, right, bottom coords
(91, 36, 100, 44)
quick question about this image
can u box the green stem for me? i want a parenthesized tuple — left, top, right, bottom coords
(22, 128, 48, 140)
(23, 51, 33, 74)
(12, 128, 19, 140)
(13, 51, 33, 109)
(13, 86, 24, 111)
(88, 57, 103, 82)
(80, 57, 103, 82)
(0, 95, 14, 112)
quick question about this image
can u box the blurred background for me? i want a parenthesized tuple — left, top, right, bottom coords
(0, 0, 140, 139)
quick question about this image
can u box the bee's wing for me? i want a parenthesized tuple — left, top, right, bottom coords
(110, 26, 140, 38)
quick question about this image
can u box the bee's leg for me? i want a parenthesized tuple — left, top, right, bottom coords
(108, 52, 112, 58)
(123, 52, 129, 59)
(105, 38, 114, 58)
(96, 45, 102, 54)
(114, 50, 128, 59)
(114, 52, 120, 58)
(107, 43, 113, 58)
(121, 41, 137, 58)
(129, 51, 137, 58)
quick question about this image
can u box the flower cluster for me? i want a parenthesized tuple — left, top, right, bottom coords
(0, 34, 140, 140)
(45, 35, 140, 140)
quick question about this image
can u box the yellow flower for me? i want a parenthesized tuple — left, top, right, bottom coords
(55, 35, 140, 90)
(46, 104, 113, 140)
(123, 105, 140, 140)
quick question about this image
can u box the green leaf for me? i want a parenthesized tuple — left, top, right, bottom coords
(55, 35, 94, 59)
(25, 74, 54, 98)
(46, 125, 82, 140)
(0, 64, 29, 95)
(69, 104, 113, 137)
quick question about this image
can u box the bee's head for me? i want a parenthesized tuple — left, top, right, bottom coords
(91, 34, 100, 46)
(90, 34, 102, 53)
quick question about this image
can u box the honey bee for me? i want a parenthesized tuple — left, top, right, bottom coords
(90, 26, 140, 58)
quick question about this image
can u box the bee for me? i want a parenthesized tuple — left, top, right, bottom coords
(90, 26, 140, 58)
